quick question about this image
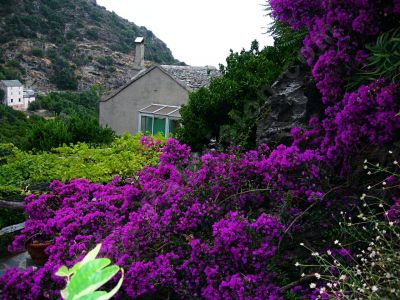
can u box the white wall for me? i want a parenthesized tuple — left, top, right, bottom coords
(7, 86, 24, 106)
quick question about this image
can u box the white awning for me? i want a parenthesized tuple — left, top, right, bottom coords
(139, 104, 181, 118)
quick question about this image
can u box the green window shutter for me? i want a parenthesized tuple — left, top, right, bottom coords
(141, 116, 153, 135)
(168, 119, 179, 135)
(153, 117, 166, 136)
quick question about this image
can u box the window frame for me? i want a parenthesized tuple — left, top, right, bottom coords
(138, 112, 180, 137)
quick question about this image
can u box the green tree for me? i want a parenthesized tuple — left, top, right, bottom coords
(29, 87, 102, 117)
(178, 23, 305, 151)
(26, 119, 72, 151)
(51, 65, 79, 91)
(179, 41, 284, 150)
(65, 114, 114, 146)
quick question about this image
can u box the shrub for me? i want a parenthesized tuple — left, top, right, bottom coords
(296, 157, 400, 299)
(29, 87, 101, 117)
(96, 56, 114, 66)
(0, 137, 326, 299)
(0, 133, 164, 187)
(0, 105, 38, 149)
(178, 38, 301, 151)
(86, 28, 99, 40)
(30, 48, 44, 58)
(25, 115, 114, 152)
(50, 65, 79, 91)
(0, 135, 163, 258)
(0, 60, 24, 81)
(269, 0, 399, 104)
(26, 119, 73, 151)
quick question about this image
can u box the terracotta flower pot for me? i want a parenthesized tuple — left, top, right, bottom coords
(26, 242, 52, 266)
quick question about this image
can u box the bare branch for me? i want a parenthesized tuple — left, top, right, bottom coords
(279, 274, 315, 293)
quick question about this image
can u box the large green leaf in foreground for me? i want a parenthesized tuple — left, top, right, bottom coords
(57, 244, 124, 300)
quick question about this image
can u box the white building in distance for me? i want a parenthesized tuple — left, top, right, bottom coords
(0, 80, 36, 110)
(23, 89, 36, 106)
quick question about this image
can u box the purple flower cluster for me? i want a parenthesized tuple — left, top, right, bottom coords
(387, 198, 400, 223)
(270, 0, 399, 103)
(270, 0, 400, 174)
(2, 139, 326, 299)
(320, 81, 400, 164)
(292, 80, 400, 171)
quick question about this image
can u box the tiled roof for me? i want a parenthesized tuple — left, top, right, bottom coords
(1, 80, 23, 87)
(102, 65, 220, 102)
(23, 89, 35, 97)
(160, 65, 220, 90)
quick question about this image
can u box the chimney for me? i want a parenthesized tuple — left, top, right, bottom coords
(134, 37, 145, 69)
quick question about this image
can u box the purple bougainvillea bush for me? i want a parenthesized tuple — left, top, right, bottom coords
(269, 0, 399, 104)
(270, 0, 400, 171)
(0, 139, 326, 299)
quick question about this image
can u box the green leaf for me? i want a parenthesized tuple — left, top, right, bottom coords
(61, 288, 69, 300)
(67, 259, 116, 299)
(96, 269, 124, 300)
(69, 262, 82, 274)
(75, 291, 107, 300)
(72, 266, 120, 300)
(80, 244, 102, 266)
(56, 266, 72, 277)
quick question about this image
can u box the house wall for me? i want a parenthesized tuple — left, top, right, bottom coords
(24, 96, 36, 106)
(100, 67, 189, 135)
(5, 86, 24, 108)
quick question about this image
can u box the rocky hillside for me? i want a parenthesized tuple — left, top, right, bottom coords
(0, 0, 183, 92)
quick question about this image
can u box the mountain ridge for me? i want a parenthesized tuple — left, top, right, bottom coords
(0, 0, 183, 92)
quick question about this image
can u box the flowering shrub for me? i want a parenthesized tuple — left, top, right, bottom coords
(292, 80, 400, 171)
(2, 138, 327, 299)
(296, 157, 400, 299)
(269, 0, 399, 103)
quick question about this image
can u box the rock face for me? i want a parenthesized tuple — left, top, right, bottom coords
(256, 64, 324, 146)
(0, 0, 181, 93)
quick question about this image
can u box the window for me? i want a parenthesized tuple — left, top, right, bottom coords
(153, 117, 166, 136)
(18, 98, 21, 102)
(11, 99, 13, 103)
(169, 119, 180, 135)
(141, 115, 153, 134)
(138, 104, 181, 137)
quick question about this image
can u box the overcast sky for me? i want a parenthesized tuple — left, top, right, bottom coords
(97, 0, 274, 67)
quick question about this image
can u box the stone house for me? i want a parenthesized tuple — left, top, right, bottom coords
(0, 80, 25, 110)
(99, 37, 219, 137)
(0, 80, 36, 111)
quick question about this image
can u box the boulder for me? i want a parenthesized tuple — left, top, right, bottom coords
(256, 64, 323, 146)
